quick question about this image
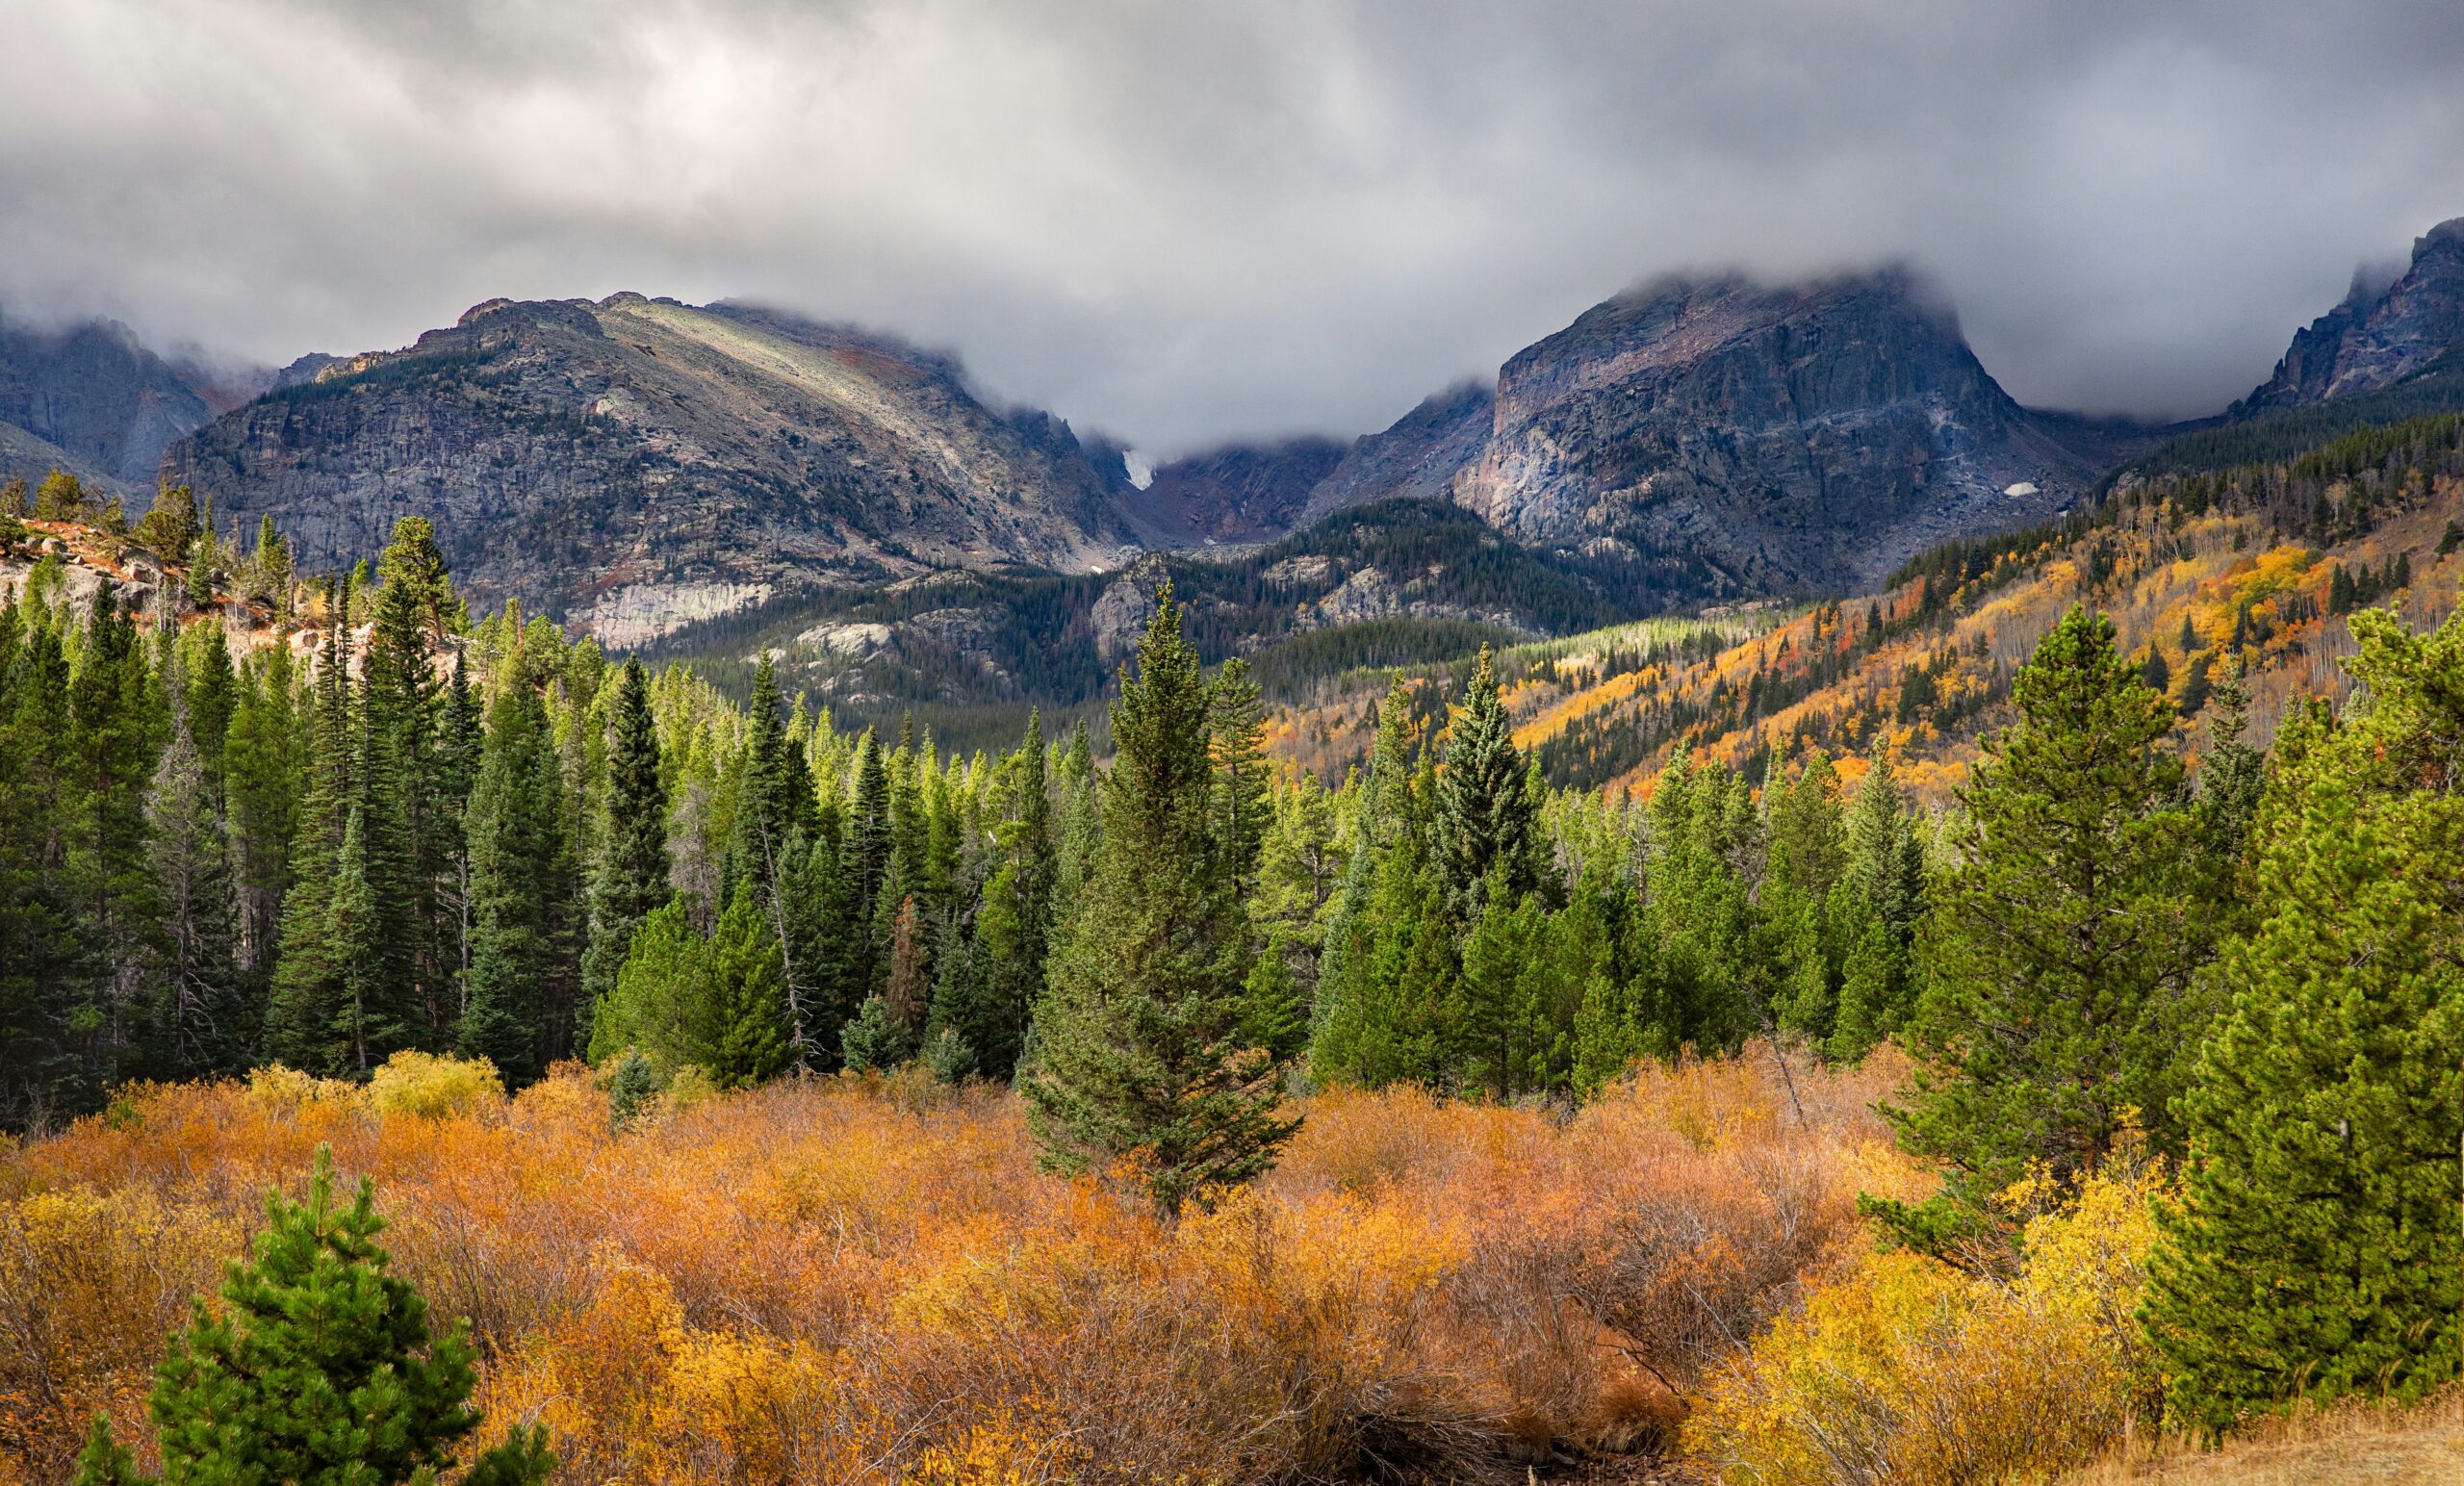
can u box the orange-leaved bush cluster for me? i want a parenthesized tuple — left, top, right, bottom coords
(0, 1045, 1906, 1483)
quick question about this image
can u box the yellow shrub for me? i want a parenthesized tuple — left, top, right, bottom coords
(1684, 1162, 2169, 1486)
(903, 1402, 1091, 1485)
(361, 1050, 505, 1120)
(0, 1187, 244, 1478)
(244, 1062, 356, 1112)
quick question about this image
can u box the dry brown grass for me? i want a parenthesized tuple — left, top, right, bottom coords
(2064, 1390, 2464, 1486)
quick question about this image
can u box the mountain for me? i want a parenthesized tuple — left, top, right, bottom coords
(1301, 380, 1495, 523)
(2244, 218, 2464, 409)
(165, 295, 1148, 645)
(641, 495, 1697, 751)
(1162, 270, 2158, 594)
(0, 313, 223, 490)
(1448, 269, 2157, 592)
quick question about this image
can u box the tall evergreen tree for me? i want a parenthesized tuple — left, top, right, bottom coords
(1878, 606, 2205, 1256)
(456, 669, 567, 1085)
(970, 711, 1053, 1080)
(143, 702, 244, 1079)
(0, 614, 90, 1122)
(1826, 747, 1927, 1060)
(1024, 587, 1298, 1216)
(363, 519, 455, 1044)
(2144, 604, 2462, 1430)
(225, 644, 301, 978)
(1433, 646, 1540, 917)
(578, 658, 669, 1049)
(705, 882, 790, 1089)
(1209, 658, 1272, 898)
(263, 605, 353, 1073)
(67, 582, 164, 1068)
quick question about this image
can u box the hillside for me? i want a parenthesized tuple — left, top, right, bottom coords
(1263, 413, 2464, 799)
(164, 295, 1152, 647)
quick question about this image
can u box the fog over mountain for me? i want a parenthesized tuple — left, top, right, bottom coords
(3, 1, 2462, 453)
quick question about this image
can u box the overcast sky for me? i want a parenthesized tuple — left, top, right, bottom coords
(3, 0, 2460, 453)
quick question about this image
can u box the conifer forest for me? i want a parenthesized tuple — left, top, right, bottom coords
(2, 431, 2460, 1484)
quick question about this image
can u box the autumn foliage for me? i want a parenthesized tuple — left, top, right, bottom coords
(0, 1047, 1900, 1483)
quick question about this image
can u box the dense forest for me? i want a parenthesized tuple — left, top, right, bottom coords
(1, 457, 2459, 1482)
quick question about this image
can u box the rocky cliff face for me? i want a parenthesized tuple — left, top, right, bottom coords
(166, 295, 1146, 645)
(1135, 437, 1347, 547)
(1301, 381, 1495, 525)
(2244, 218, 2464, 409)
(0, 314, 219, 489)
(1185, 273, 2145, 592)
(1452, 269, 2133, 591)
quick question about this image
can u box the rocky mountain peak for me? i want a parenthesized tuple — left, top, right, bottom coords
(2244, 217, 2464, 410)
(162, 295, 1147, 646)
(1456, 264, 2123, 590)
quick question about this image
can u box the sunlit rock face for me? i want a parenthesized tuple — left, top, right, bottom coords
(165, 295, 1145, 643)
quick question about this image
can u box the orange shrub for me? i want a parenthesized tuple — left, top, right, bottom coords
(0, 1046, 1903, 1483)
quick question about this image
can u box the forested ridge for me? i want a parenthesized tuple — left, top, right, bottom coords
(1268, 411, 2464, 801)
(1, 443, 2459, 1483)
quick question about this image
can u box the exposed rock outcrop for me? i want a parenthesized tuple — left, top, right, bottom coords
(2244, 218, 2464, 409)
(1451, 269, 2139, 591)
(0, 313, 222, 489)
(164, 295, 1148, 642)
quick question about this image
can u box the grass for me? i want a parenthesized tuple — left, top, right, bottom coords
(2066, 1391, 2464, 1485)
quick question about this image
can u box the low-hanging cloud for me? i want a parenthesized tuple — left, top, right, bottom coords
(3, 0, 2460, 454)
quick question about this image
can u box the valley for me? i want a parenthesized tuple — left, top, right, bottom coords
(8, 207, 2464, 1486)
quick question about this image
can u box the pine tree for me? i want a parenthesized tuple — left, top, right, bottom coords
(1455, 873, 1555, 1095)
(706, 882, 788, 1089)
(2144, 604, 2463, 1430)
(578, 658, 669, 1050)
(0, 614, 90, 1123)
(324, 809, 387, 1074)
(72, 1147, 552, 1485)
(881, 896, 928, 1051)
(971, 712, 1054, 1080)
(456, 669, 566, 1085)
(1024, 587, 1298, 1216)
(177, 620, 237, 796)
(839, 730, 892, 999)
(142, 702, 244, 1079)
(1825, 746, 1926, 1060)
(1878, 606, 2204, 1255)
(1433, 646, 1539, 918)
(1209, 657, 1272, 897)
(264, 608, 353, 1073)
(923, 910, 988, 1080)
(364, 519, 456, 1045)
(65, 582, 165, 1074)
(225, 644, 301, 977)
(1310, 679, 1455, 1088)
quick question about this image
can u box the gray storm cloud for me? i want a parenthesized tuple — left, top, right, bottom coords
(2, 0, 2461, 453)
